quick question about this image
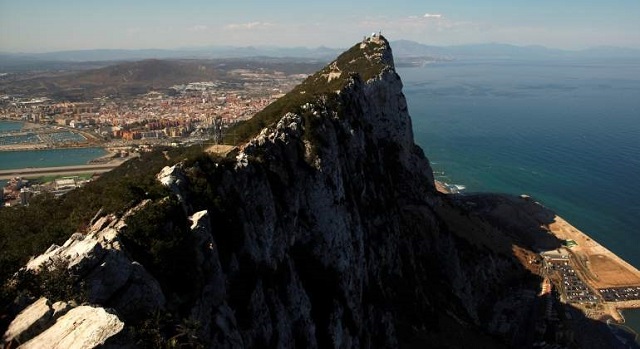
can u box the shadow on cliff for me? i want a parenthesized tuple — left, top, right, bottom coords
(442, 192, 565, 253)
(432, 192, 638, 349)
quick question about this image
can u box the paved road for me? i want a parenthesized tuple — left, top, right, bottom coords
(0, 163, 121, 180)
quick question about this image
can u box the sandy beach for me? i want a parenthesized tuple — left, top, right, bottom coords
(434, 180, 450, 194)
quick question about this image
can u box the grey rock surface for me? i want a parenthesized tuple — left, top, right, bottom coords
(18, 305, 124, 349)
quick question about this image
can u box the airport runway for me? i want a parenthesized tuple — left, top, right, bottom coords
(0, 163, 121, 180)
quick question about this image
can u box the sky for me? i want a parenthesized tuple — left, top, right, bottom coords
(1, 0, 639, 53)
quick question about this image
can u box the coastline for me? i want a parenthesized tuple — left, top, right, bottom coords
(434, 179, 640, 328)
(548, 215, 640, 289)
(0, 143, 104, 152)
(434, 180, 450, 194)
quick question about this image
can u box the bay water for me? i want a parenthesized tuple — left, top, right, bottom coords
(0, 147, 107, 171)
(0, 121, 23, 133)
(0, 121, 107, 187)
(399, 58, 640, 337)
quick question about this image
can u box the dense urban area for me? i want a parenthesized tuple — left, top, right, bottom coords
(0, 69, 306, 148)
(1, 63, 309, 206)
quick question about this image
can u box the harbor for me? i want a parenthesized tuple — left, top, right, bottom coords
(0, 121, 101, 151)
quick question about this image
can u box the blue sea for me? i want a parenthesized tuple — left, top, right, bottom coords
(399, 58, 640, 338)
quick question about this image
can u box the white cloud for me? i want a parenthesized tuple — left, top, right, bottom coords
(188, 25, 208, 32)
(423, 13, 443, 19)
(224, 22, 274, 31)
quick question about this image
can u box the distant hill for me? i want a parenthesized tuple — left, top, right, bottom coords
(2, 41, 638, 98)
(0, 46, 342, 72)
(71, 59, 220, 94)
(0, 59, 217, 100)
(390, 40, 640, 61)
(2, 41, 639, 73)
(0, 58, 323, 100)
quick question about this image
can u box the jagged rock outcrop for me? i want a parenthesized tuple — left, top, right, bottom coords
(2, 297, 70, 345)
(23, 201, 165, 318)
(2, 296, 124, 349)
(3, 202, 166, 348)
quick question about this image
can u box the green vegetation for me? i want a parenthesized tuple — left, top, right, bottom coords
(225, 37, 389, 144)
(112, 312, 205, 349)
(120, 197, 198, 313)
(3, 259, 88, 307)
(29, 173, 94, 184)
(0, 144, 224, 344)
(0, 147, 208, 288)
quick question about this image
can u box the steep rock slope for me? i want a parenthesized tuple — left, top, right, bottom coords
(157, 35, 530, 347)
(4, 35, 554, 348)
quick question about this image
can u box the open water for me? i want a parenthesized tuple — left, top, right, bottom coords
(399, 58, 640, 339)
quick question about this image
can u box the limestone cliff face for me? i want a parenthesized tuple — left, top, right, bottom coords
(164, 36, 525, 347)
(4, 36, 537, 348)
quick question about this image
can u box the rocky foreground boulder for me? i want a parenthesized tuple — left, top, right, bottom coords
(2, 202, 164, 347)
(5, 300, 123, 349)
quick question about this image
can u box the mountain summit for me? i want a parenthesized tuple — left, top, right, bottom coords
(2, 35, 618, 348)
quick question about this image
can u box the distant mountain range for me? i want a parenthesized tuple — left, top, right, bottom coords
(0, 58, 323, 100)
(0, 46, 341, 63)
(391, 40, 640, 60)
(0, 47, 340, 72)
(1, 40, 639, 72)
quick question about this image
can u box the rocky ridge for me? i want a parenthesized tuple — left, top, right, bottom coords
(2, 202, 165, 347)
(2, 35, 604, 348)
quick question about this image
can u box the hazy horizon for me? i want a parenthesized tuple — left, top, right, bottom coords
(1, 0, 639, 53)
(3, 40, 640, 56)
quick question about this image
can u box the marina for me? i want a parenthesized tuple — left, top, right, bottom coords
(0, 122, 99, 151)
